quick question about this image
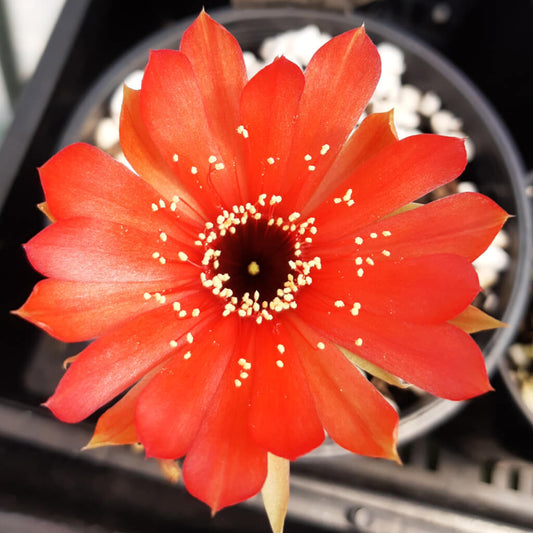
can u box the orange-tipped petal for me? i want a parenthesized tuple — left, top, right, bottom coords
(85, 419, 138, 450)
(284, 27, 381, 211)
(239, 57, 304, 201)
(249, 323, 324, 460)
(288, 316, 399, 461)
(182, 352, 267, 514)
(120, 86, 203, 216)
(298, 291, 492, 401)
(305, 110, 398, 213)
(37, 202, 55, 222)
(45, 300, 216, 423)
(24, 217, 197, 283)
(449, 305, 506, 333)
(311, 134, 467, 235)
(135, 319, 238, 460)
(39, 142, 203, 237)
(180, 11, 247, 171)
(262, 454, 290, 533)
(158, 460, 182, 484)
(140, 50, 240, 212)
(313, 253, 480, 325)
(15, 279, 190, 342)
(316, 192, 509, 265)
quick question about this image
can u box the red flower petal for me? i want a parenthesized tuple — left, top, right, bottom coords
(249, 322, 324, 460)
(368, 192, 508, 261)
(283, 27, 381, 209)
(183, 349, 267, 514)
(239, 57, 304, 202)
(304, 111, 398, 213)
(45, 299, 216, 422)
(135, 318, 238, 459)
(311, 134, 467, 234)
(298, 292, 491, 400)
(120, 87, 204, 217)
(287, 316, 399, 460)
(180, 11, 247, 175)
(316, 192, 508, 262)
(15, 279, 193, 342)
(313, 254, 480, 324)
(25, 217, 197, 282)
(140, 50, 240, 213)
(39, 142, 203, 236)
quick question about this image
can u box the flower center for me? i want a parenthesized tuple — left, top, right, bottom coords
(215, 218, 295, 302)
(196, 195, 322, 323)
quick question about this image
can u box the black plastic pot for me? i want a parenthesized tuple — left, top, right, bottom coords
(498, 169, 533, 438)
(55, 7, 532, 451)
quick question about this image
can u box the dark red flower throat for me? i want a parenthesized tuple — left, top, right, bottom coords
(215, 218, 295, 302)
(197, 197, 321, 323)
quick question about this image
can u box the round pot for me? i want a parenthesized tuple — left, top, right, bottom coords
(498, 168, 533, 442)
(57, 7, 532, 451)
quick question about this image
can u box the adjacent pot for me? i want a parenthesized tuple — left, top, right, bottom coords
(498, 169, 533, 441)
(57, 7, 532, 451)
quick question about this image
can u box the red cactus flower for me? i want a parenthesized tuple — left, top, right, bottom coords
(17, 10, 507, 522)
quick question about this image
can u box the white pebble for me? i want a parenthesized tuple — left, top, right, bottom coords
(395, 126, 422, 140)
(473, 229, 510, 291)
(243, 51, 264, 78)
(115, 151, 135, 172)
(290, 25, 331, 66)
(473, 243, 510, 273)
(430, 109, 463, 134)
(109, 69, 144, 124)
(492, 229, 510, 249)
(370, 98, 396, 114)
(456, 181, 478, 193)
(259, 25, 331, 67)
(418, 91, 442, 117)
(94, 117, 119, 150)
(521, 377, 533, 413)
(394, 108, 421, 130)
(509, 343, 530, 368)
(377, 42, 405, 75)
(373, 72, 401, 102)
(464, 137, 476, 162)
(475, 267, 499, 290)
(399, 84, 422, 111)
